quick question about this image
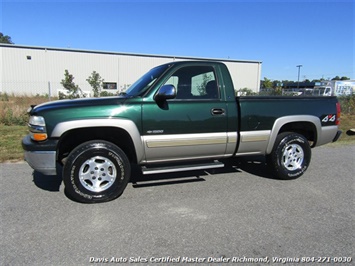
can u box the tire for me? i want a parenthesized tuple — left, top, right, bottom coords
(63, 140, 131, 203)
(267, 132, 311, 180)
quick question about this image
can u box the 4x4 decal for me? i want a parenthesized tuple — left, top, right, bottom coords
(322, 114, 336, 123)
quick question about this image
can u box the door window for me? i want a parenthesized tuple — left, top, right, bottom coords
(163, 66, 219, 100)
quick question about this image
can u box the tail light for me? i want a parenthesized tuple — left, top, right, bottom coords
(336, 102, 341, 125)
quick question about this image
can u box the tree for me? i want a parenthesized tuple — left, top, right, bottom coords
(60, 70, 86, 99)
(235, 88, 257, 96)
(197, 73, 213, 95)
(331, 76, 350, 81)
(262, 77, 273, 89)
(0, 32, 14, 44)
(87, 71, 104, 97)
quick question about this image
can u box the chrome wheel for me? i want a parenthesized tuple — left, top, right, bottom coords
(267, 132, 311, 180)
(79, 156, 117, 192)
(281, 143, 304, 171)
(63, 140, 131, 203)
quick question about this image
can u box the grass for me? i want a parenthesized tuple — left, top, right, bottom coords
(0, 93, 51, 126)
(0, 93, 51, 162)
(0, 125, 28, 162)
(335, 114, 355, 144)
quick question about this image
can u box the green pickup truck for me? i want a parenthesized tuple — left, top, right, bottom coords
(22, 61, 342, 203)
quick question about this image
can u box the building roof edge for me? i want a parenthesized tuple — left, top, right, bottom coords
(0, 43, 262, 64)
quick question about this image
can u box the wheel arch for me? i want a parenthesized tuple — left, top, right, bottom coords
(52, 119, 144, 164)
(266, 115, 320, 154)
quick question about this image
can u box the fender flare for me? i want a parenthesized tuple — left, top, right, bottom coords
(266, 115, 321, 154)
(51, 118, 145, 163)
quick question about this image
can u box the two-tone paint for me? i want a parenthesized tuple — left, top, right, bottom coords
(22, 61, 341, 176)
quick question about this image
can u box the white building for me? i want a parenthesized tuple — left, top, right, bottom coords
(0, 44, 262, 97)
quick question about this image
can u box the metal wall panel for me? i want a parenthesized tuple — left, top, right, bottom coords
(0, 44, 261, 96)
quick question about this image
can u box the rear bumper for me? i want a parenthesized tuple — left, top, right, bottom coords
(22, 135, 58, 176)
(317, 126, 342, 146)
(332, 130, 342, 142)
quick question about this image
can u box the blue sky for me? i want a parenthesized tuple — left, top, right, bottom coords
(1, 0, 354, 81)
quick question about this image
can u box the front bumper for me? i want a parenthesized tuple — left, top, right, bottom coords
(22, 135, 58, 175)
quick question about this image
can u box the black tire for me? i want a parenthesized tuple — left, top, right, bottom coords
(63, 140, 131, 203)
(267, 132, 311, 180)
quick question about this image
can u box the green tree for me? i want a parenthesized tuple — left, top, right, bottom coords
(60, 70, 86, 99)
(340, 76, 350, 80)
(331, 76, 350, 81)
(87, 71, 104, 97)
(0, 32, 14, 44)
(236, 88, 257, 96)
(197, 73, 213, 95)
(262, 77, 273, 89)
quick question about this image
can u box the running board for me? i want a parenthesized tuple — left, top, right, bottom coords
(141, 161, 224, 175)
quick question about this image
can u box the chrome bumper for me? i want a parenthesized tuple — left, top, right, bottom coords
(24, 151, 57, 175)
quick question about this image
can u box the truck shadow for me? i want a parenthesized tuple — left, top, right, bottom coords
(130, 166, 209, 188)
(130, 155, 276, 188)
(32, 156, 276, 192)
(32, 171, 63, 192)
(231, 155, 276, 180)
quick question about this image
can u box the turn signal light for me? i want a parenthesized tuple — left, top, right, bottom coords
(32, 133, 48, 141)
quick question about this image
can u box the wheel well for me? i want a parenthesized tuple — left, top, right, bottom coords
(57, 127, 137, 164)
(278, 121, 317, 146)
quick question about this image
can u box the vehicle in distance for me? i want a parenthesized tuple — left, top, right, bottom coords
(22, 61, 342, 203)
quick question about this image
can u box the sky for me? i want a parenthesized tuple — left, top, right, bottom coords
(1, 0, 354, 81)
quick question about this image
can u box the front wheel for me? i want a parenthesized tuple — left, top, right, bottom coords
(267, 132, 311, 180)
(63, 140, 131, 203)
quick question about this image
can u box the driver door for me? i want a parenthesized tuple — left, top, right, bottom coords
(142, 65, 228, 163)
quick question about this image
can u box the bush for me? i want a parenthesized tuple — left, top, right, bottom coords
(0, 94, 50, 126)
(100, 91, 117, 97)
(338, 95, 355, 115)
(235, 88, 257, 96)
(60, 70, 86, 99)
(0, 103, 28, 126)
(87, 71, 104, 97)
(0, 92, 10, 101)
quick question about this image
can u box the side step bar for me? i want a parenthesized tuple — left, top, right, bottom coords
(141, 160, 224, 175)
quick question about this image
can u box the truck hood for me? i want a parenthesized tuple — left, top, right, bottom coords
(30, 96, 128, 114)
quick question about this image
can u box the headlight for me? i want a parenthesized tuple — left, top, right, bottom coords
(28, 116, 48, 141)
(29, 116, 46, 126)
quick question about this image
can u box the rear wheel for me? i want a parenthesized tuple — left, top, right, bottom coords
(267, 132, 311, 180)
(63, 140, 131, 203)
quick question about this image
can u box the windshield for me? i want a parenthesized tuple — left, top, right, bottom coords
(125, 64, 171, 96)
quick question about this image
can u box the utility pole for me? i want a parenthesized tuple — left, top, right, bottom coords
(296, 65, 302, 90)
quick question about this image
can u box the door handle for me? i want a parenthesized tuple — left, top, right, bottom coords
(211, 108, 225, 116)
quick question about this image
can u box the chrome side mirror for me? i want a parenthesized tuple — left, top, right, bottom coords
(154, 84, 176, 101)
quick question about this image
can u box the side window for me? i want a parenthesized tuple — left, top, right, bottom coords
(165, 75, 179, 89)
(163, 66, 219, 100)
(191, 71, 217, 98)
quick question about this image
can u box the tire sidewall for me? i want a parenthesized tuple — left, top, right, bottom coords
(63, 141, 130, 203)
(273, 133, 311, 180)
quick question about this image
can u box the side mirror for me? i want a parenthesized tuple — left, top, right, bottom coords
(154, 84, 176, 101)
